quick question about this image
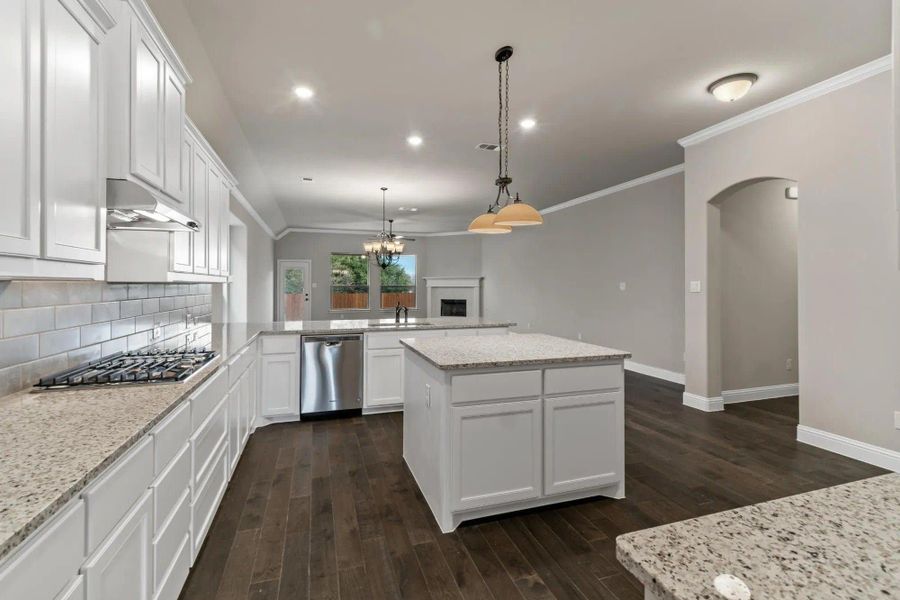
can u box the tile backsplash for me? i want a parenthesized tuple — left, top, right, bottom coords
(0, 281, 214, 397)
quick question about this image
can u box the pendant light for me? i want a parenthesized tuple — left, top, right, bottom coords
(468, 46, 542, 233)
(364, 187, 405, 269)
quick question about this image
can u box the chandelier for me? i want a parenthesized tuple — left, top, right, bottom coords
(468, 46, 543, 234)
(364, 187, 405, 269)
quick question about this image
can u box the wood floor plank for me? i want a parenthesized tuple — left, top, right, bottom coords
(181, 375, 885, 600)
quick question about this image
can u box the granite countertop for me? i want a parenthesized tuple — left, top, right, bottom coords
(0, 317, 512, 562)
(616, 474, 900, 600)
(400, 333, 631, 370)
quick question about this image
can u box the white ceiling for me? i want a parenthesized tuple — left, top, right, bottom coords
(180, 0, 890, 234)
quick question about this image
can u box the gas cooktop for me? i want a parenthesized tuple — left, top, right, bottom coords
(35, 348, 217, 389)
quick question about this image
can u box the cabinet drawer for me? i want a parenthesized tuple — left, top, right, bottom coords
(0, 499, 85, 600)
(83, 436, 154, 554)
(451, 370, 541, 404)
(152, 443, 190, 532)
(190, 367, 228, 430)
(154, 534, 189, 600)
(151, 401, 190, 474)
(544, 364, 622, 395)
(227, 345, 254, 386)
(190, 397, 227, 491)
(191, 441, 228, 561)
(152, 490, 189, 593)
(260, 335, 298, 355)
(55, 575, 84, 600)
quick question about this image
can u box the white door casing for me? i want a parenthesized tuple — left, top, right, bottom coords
(277, 259, 312, 321)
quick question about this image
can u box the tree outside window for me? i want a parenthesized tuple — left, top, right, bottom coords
(381, 255, 416, 309)
(331, 254, 369, 309)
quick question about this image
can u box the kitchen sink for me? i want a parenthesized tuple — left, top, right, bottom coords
(369, 322, 432, 327)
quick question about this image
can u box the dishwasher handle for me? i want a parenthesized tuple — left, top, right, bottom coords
(302, 335, 361, 344)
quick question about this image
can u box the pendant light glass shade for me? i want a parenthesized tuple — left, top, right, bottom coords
(494, 200, 543, 226)
(468, 211, 512, 234)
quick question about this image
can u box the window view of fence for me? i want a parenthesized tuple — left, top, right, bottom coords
(381, 255, 416, 309)
(331, 254, 369, 309)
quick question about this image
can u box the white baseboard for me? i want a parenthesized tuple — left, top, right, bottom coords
(682, 391, 724, 412)
(624, 360, 685, 385)
(722, 383, 799, 404)
(797, 425, 900, 472)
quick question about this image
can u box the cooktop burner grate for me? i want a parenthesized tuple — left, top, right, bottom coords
(35, 348, 217, 389)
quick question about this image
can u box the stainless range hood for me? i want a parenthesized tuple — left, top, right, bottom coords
(106, 179, 200, 232)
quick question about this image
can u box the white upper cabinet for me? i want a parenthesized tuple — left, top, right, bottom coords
(0, 0, 40, 258)
(42, 0, 106, 264)
(170, 132, 193, 273)
(206, 166, 222, 276)
(190, 137, 209, 275)
(130, 24, 165, 189)
(162, 63, 187, 204)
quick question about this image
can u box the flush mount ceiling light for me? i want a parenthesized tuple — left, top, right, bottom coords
(398, 206, 418, 212)
(407, 134, 423, 147)
(707, 73, 758, 102)
(469, 46, 543, 234)
(519, 117, 536, 130)
(292, 85, 315, 100)
(363, 187, 407, 269)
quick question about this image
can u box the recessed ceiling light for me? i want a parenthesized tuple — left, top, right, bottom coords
(398, 207, 418, 212)
(293, 85, 315, 100)
(519, 117, 536, 130)
(407, 134, 423, 147)
(707, 73, 758, 102)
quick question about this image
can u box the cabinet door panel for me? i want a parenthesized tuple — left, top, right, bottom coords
(544, 392, 621, 495)
(450, 399, 542, 510)
(162, 63, 186, 203)
(170, 132, 192, 271)
(0, 0, 40, 257)
(42, 0, 105, 263)
(260, 353, 298, 417)
(191, 147, 208, 273)
(365, 349, 403, 407)
(206, 167, 221, 275)
(130, 25, 164, 188)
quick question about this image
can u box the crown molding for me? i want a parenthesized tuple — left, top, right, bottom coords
(231, 188, 275, 239)
(77, 0, 117, 31)
(125, 0, 192, 84)
(540, 164, 685, 215)
(186, 117, 238, 186)
(678, 54, 892, 147)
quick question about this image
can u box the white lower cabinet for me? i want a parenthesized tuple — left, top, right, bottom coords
(152, 490, 189, 593)
(450, 399, 543, 511)
(55, 575, 85, 600)
(260, 352, 299, 418)
(543, 392, 621, 495)
(82, 490, 153, 600)
(365, 349, 404, 407)
(190, 441, 228, 563)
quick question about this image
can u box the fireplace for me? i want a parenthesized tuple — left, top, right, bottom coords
(440, 299, 467, 317)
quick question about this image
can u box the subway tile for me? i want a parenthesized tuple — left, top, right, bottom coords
(21, 354, 69, 386)
(173, 296, 187, 309)
(127, 284, 148, 299)
(101, 284, 128, 302)
(55, 303, 92, 329)
(80, 322, 111, 346)
(101, 337, 128, 356)
(135, 314, 155, 332)
(141, 298, 159, 314)
(66, 282, 101, 304)
(110, 317, 136, 339)
(127, 330, 150, 351)
(164, 284, 180, 297)
(159, 297, 175, 312)
(120, 300, 143, 318)
(148, 283, 165, 297)
(92, 302, 120, 323)
(0, 282, 23, 310)
(39, 328, 80, 357)
(67, 344, 102, 368)
(3, 307, 54, 337)
(0, 335, 39, 368)
(0, 366, 22, 397)
(22, 281, 68, 307)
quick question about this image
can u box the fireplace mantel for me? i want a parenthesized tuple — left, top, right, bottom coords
(423, 277, 483, 318)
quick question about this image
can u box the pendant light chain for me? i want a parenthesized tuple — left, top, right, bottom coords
(497, 61, 504, 181)
(504, 59, 510, 180)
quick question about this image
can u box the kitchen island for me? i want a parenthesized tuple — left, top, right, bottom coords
(616, 473, 900, 600)
(401, 333, 631, 532)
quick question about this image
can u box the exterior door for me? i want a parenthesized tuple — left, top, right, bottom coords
(277, 259, 311, 321)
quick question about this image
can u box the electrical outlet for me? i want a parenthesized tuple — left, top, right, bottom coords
(425, 384, 431, 409)
(151, 324, 162, 340)
(577, 332, 583, 341)
(786, 358, 793, 371)
(689, 280, 702, 293)
(619, 282, 626, 291)
(895, 411, 900, 430)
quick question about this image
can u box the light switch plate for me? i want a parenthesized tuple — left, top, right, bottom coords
(689, 280, 702, 293)
(894, 411, 900, 430)
(619, 282, 626, 291)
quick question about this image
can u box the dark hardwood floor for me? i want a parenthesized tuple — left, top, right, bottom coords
(179, 372, 885, 600)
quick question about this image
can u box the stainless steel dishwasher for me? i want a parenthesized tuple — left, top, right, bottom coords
(300, 334, 363, 417)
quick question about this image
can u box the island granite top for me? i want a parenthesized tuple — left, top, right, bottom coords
(0, 317, 511, 563)
(400, 333, 631, 370)
(616, 473, 900, 600)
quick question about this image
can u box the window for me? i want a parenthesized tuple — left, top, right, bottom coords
(381, 255, 417, 309)
(330, 254, 369, 310)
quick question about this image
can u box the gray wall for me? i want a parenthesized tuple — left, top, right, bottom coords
(718, 179, 798, 391)
(482, 173, 686, 374)
(683, 71, 899, 452)
(275, 232, 429, 320)
(0, 281, 213, 397)
(425, 236, 483, 276)
(230, 199, 275, 322)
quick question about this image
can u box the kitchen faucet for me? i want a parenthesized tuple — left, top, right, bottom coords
(395, 301, 409, 323)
